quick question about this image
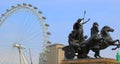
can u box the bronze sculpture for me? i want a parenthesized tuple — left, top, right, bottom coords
(91, 26, 120, 58)
(62, 17, 120, 59)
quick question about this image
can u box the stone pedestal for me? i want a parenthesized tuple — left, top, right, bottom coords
(61, 58, 119, 64)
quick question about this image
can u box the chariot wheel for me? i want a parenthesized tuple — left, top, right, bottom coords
(63, 46, 75, 59)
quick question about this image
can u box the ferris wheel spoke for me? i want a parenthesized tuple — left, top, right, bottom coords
(17, 18, 37, 43)
(19, 30, 42, 44)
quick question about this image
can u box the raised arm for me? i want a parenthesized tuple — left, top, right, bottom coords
(82, 18, 90, 24)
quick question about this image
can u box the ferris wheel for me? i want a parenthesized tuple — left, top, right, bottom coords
(0, 3, 51, 64)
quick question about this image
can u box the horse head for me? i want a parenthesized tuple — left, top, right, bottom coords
(101, 26, 114, 37)
(100, 25, 119, 48)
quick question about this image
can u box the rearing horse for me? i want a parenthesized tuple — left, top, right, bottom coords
(91, 26, 120, 58)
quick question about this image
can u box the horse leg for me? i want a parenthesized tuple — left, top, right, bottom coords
(94, 52, 97, 58)
(85, 49, 90, 58)
(112, 39, 119, 45)
(94, 50, 101, 58)
(111, 40, 120, 50)
(78, 51, 86, 59)
(77, 52, 81, 59)
(97, 51, 101, 58)
(78, 48, 89, 59)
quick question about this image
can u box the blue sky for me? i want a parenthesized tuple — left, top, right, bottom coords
(0, 0, 120, 64)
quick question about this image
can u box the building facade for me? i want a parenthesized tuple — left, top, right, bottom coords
(46, 44, 65, 64)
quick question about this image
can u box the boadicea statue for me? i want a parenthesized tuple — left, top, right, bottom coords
(62, 11, 120, 59)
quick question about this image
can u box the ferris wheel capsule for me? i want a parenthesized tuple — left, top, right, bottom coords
(42, 16, 46, 20)
(17, 4, 21, 7)
(38, 11, 42, 14)
(23, 3, 27, 6)
(33, 7, 38, 9)
(12, 6, 16, 8)
(47, 41, 51, 44)
(28, 4, 32, 7)
(47, 32, 51, 35)
(6, 9, 10, 12)
(2, 14, 5, 16)
(45, 24, 49, 27)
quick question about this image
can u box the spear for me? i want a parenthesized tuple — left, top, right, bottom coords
(82, 10, 90, 24)
(83, 10, 86, 22)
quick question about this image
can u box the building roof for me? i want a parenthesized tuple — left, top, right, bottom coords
(48, 43, 64, 47)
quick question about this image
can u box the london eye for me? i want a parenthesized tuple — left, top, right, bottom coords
(0, 3, 51, 64)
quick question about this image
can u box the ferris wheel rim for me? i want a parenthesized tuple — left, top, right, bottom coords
(0, 3, 45, 26)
